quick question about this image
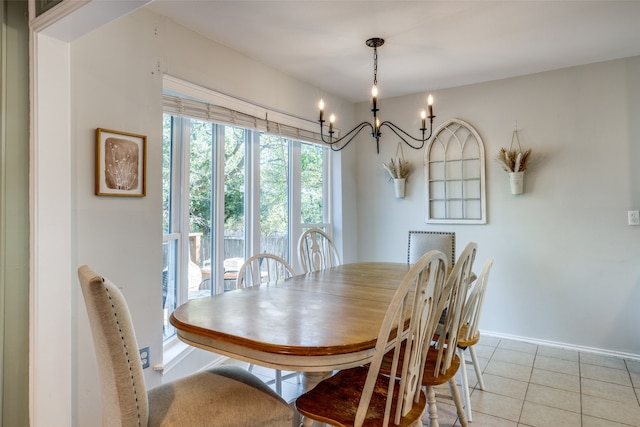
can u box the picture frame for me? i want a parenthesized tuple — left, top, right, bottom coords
(95, 128, 147, 197)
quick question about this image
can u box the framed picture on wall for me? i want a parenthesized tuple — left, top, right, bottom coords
(95, 128, 147, 197)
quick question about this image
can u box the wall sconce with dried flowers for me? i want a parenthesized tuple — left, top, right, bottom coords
(497, 123, 532, 194)
(383, 143, 412, 198)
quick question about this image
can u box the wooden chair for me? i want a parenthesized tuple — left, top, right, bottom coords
(296, 250, 449, 427)
(235, 253, 299, 395)
(457, 257, 494, 422)
(297, 228, 341, 273)
(235, 253, 295, 288)
(407, 230, 455, 266)
(421, 241, 476, 427)
(78, 265, 293, 427)
(382, 241, 477, 427)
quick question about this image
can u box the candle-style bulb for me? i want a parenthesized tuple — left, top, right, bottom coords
(319, 99, 325, 122)
(372, 85, 378, 111)
(427, 94, 434, 117)
(421, 110, 427, 129)
(329, 114, 335, 133)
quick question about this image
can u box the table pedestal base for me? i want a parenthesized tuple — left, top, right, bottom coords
(299, 371, 333, 427)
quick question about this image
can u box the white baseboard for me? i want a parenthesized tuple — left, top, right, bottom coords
(482, 330, 640, 362)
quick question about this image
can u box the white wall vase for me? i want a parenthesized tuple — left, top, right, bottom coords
(393, 178, 406, 198)
(509, 171, 524, 194)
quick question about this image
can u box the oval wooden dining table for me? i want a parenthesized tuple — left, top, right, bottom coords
(170, 262, 411, 426)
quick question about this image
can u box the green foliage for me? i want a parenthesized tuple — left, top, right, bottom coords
(189, 120, 213, 234)
(162, 115, 173, 233)
(259, 134, 289, 236)
(223, 126, 246, 233)
(163, 114, 325, 242)
(301, 143, 323, 224)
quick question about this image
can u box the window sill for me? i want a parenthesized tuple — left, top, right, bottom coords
(162, 338, 194, 375)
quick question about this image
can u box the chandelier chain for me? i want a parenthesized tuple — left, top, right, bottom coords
(373, 46, 378, 86)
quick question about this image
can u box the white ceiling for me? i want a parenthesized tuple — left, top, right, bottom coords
(147, 1, 640, 103)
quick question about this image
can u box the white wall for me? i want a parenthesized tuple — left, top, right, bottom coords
(66, 8, 356, 426)
(30, 33, 73, 427)
(355, 57, 640, 357)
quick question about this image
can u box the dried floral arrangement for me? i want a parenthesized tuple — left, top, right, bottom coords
(382, 157, 411, 179)
(497, 147, 532, 173)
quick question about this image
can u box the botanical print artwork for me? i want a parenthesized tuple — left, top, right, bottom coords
(104, 137, 139, 190)
(95, 128, 146, 197)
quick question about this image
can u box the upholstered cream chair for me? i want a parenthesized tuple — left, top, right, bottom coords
(296, 250, 449, 427)
(407, 230, 456, 265)
(235, 253, 299, 395)
(297, 228, 341, 273)
(78, 265, 293, 427)
(457, 257, 494, 421)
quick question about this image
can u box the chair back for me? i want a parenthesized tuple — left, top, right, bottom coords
(431, 242, 477, 376)
(459, 257, 493, 343)
(355, 250, 448, 426)
(77, 265, 149, 427)
(297, 228, 341, 273)
(236, 253, 295, 288)
(407, 230, 456, 266)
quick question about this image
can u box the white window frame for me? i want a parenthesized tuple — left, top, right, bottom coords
(162, 78, 332, 351)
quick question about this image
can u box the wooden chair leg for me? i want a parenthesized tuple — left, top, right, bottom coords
(469, 345, 485, 390)
(448, 377, 468, 427)
(458, 347, 473, 422)
(426, 385, 439, 427)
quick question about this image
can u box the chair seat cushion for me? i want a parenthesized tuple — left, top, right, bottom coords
(296, 366, 426, 427)
(148, 365, 293, 427)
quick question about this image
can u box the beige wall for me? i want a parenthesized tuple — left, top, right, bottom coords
(0, 0, 30, 425)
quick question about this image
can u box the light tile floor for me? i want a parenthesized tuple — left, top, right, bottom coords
(244, 335, 640, 426)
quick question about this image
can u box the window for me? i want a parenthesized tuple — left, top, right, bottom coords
(162, 102, 330, 341)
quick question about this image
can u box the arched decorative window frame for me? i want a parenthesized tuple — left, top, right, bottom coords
(424, 118, 487, 224)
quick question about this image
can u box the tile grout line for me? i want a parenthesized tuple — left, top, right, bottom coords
(624, 359, 640, 408)
(517, 343, 538, 426)
(578, 351, 583, 427)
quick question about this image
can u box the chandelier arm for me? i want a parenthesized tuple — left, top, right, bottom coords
(316, 38, 437, 153)
(379, 121, 435, 150)
(320, 121, 374, 151)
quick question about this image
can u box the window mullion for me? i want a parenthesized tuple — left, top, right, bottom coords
(289, 141, 302, 272)
(212, 124, 226, 294)
(178, 117, 191, 305)
(247, 131, 261, 258)
(324, 147, 332, 234)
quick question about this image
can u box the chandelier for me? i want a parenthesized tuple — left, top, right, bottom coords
(318, 37, 436, 153)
